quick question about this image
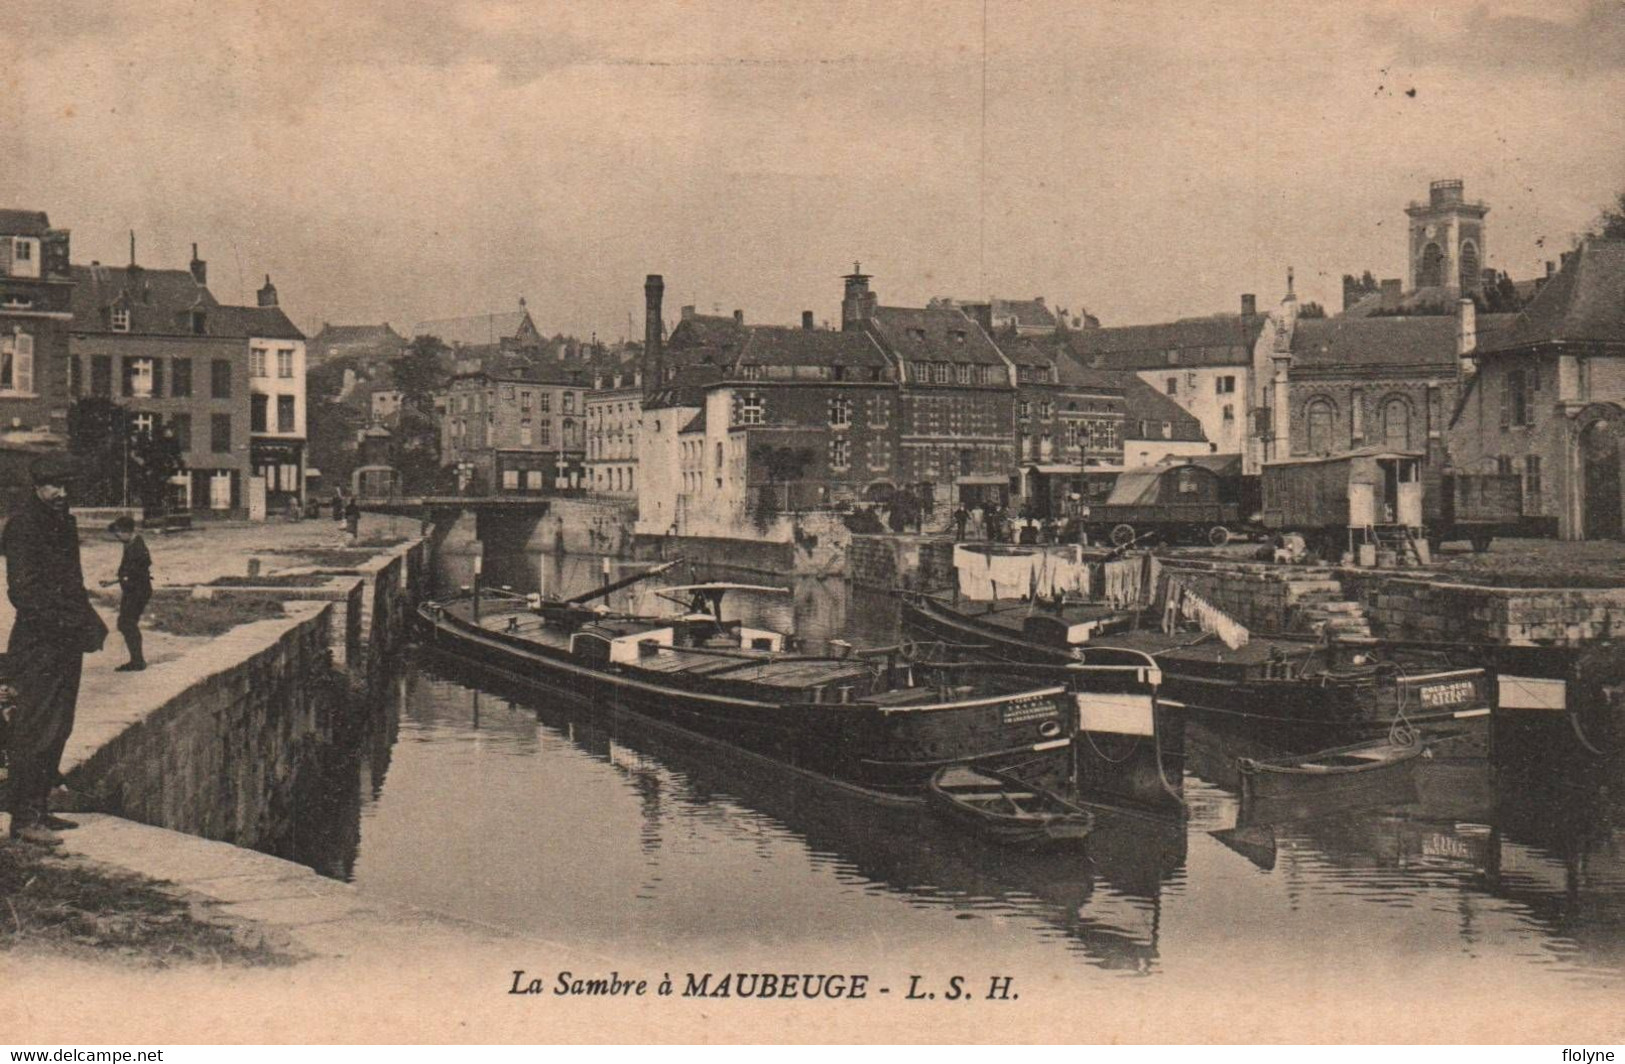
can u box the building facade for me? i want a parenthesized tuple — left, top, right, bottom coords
(0, 209, 74, 443)
(440, 365, 588, 495)
(1066, 297, 1266, 471)
(67, 248, 296, 515)
(1448, 240, 1625, 540)
(243, 277, 310, 510)
(843, 269, 1017, 508)
(585, 367, 641, 498)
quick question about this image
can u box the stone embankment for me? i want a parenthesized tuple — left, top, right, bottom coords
(2, 519, 516, 963)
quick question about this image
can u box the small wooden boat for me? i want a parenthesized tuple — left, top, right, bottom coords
(927, 765, 1096, 849)
(1238, 737, 1425, 802)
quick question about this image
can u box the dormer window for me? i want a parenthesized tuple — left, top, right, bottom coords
(9, 238, 39, 279)
(111, 306, 131, 333)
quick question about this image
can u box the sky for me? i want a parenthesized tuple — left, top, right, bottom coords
(4, 0, 1623, 340)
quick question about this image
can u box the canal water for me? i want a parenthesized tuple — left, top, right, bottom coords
(297, 549, 1625, 1001)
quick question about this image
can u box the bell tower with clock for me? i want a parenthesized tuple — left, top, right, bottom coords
(1404, 179, 1490, 297)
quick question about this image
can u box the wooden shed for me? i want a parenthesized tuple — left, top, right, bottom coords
(1261, 449, 1425, 533)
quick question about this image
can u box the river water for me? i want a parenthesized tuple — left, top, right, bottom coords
(296, 549, 1625, 1006)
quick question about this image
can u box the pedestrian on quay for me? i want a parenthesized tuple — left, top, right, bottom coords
(2, 453, 108, 847)
(344, 495, 362, 545)
(100, 515, 151, 672)
(331, 489, 346, 524)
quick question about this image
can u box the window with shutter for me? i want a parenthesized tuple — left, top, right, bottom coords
(14, 333, 33, 394)
(1499, 373, 1511, 429)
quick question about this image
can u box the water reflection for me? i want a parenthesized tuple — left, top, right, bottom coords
(283, 547, 1625, 988)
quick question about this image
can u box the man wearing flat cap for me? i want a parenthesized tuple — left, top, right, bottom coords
(2, 452, 107, 846)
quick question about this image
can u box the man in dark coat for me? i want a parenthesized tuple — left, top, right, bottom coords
(3, 453, 107, 846)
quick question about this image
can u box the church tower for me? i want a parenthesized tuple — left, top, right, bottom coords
(1404, 179, 1489, 297)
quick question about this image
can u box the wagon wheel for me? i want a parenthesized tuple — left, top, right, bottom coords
(1109, 523, 1137, 548)
(1207, 525, 1231, 548)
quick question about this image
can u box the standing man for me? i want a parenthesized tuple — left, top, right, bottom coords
(101, 516, 150, 672)
(344, 495, 362, 545)
(3, 453, 107, 846)
(952, 504, 969, 542)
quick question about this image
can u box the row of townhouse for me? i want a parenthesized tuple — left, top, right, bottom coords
(629, 269, 1210, 538)
(0, 208, 307, 516)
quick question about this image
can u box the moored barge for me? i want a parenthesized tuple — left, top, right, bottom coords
(418, 585, 1158, 796)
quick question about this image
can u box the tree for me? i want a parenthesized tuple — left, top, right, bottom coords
(66, 397, 186, 509)
(1298, 301, 1327, 319)
(1589, 191, 1625, 240)
(127, 423, 185, 510)
(394, 335, 450, 413)
(67, 397, 124, 506)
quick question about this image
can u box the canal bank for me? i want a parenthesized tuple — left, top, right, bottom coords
(0, 522, 517, 966)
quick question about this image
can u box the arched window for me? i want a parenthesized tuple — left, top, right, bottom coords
(1382, 396, 1411, 450)
(1459, 241, 1479, 291)
(1420, 242, 1445, 288)
(1306, 398, 1336, 454)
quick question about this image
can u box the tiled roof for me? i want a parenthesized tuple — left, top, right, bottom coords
(1478, 240, 1625, 353)
(868, 306, 1007, 365)
(1065, 315, 1264, 369)
(208, 304, 305, 341)
(1119, 377, 1205, 440)
(314, 323, 403, 345)
(669, 314, 746, 349)
(732, 326, 889, 369)
(0, 210, 52, 237)
(68, 264, 296, 340)
(70, 264, 215, 337)
(413, 310, 531, 347)
(1293, 316, 1457, 369)
(679, 410, 706, 435)
(993, 298, 1058, 330)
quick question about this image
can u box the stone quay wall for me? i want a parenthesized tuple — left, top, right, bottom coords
(1343, 573, 1625, 646)
(1156, 558, 1355, 635)
(848, 535, 956, 591)
(65, 602, 341, 847)
(63, 537, 432, 848)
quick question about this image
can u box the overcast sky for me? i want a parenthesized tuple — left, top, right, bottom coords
(5, 0, 1623, 339)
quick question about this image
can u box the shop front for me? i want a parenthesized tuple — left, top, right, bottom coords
(252, 437, 305, 512)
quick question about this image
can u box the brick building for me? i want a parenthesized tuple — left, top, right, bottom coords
(440, 362, 588, 495)
(842, 268, 1016, 509)
(68, 247, 301, 515)
(1448, 240, 1625, 540)
(690, 320, 898, 519)
(0, 209, 74, 443)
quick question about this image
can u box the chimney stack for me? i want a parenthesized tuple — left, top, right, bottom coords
(1546, 260, 1556, 278)
(732, 309, 743, 327)
(257, 274, 278, 307)
(1380, 278, 1403, 311)
(644, 274, 665, 391)
(1241, 293, 1257, 318)
(841, 263, 874, 332)
(802, 310, 815, 331)
(189, 243, 207, 285)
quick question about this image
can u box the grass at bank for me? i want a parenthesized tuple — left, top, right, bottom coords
(142, 592, 287, 638)
(0, 842, 293, 968)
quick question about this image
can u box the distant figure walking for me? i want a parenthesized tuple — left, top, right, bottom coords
(102, 516, 151, 672)
(345, 496, 361, 544)
(331, 490, 346, 525)
(3, 454, 107, 847)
